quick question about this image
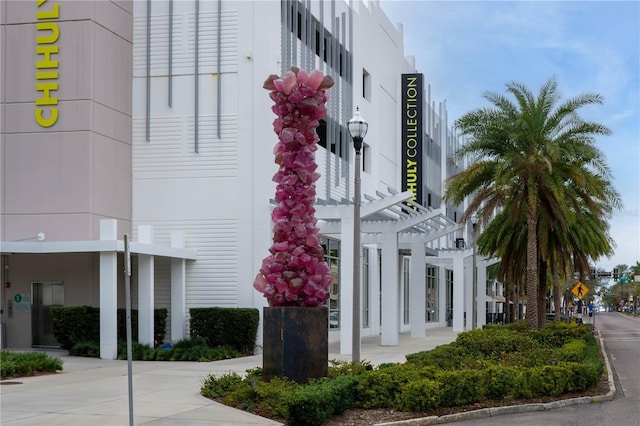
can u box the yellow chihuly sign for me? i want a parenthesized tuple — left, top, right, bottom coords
(35, 0, 60, 128)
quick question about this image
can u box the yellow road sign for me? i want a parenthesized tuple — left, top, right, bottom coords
(571, 281, 589, 299)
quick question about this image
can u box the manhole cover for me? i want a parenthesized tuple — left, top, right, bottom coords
(0, 381, 23, 385)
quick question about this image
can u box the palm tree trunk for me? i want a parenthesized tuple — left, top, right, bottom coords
(507, 283, 518, 323)
(553, 261, 561, 321)
(526, 204, 539, 330)
(538, 261, 547, 329)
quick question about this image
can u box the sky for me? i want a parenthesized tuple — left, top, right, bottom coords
(379, 0, 640, 273)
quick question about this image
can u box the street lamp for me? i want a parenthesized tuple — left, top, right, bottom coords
(471, 216, 478, 329)
(347, 107, 368, 363)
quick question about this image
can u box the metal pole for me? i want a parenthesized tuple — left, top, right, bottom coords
(124, 235, 134, 426)
(352, 145, 361, 363)
(472, 225, 477, 329)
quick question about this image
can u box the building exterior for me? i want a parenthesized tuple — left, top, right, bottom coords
(1, 0, 489, 358)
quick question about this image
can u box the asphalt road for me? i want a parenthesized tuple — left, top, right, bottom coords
(450, 312, 640, 426)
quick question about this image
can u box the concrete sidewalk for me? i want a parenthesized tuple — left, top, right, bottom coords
(0, 328, 459, 425)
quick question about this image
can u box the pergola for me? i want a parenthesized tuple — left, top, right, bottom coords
(314, 188, 464, 355)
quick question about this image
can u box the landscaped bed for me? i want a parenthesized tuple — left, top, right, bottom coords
(0, 351, 63, 379)
(201, 321, 607, 426)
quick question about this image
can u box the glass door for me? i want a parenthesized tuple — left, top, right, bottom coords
(32, 282, 64, 348)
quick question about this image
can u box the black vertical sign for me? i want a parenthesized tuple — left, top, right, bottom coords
(401, 74, 423, 209)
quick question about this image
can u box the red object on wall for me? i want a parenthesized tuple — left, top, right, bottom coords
(3, 282, 10, 288)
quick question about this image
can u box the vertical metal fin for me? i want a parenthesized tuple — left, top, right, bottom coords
(146, 0, 151, 141)
(168, 0, 173, 107)
(194, 0, 200, 153)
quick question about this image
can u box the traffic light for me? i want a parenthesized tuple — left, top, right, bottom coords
(613, 268, 619, 280)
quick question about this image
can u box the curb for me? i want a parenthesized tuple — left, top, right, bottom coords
(375, 329, 617, 426)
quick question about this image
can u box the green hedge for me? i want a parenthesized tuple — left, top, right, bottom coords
(50, 306, 100, 349)
(189, 307, 259, 354)
(116, 308, 167, 345)
(287, 375, 357, 426)
(201, 322, 605, 424)
(51, 306, 167, 349)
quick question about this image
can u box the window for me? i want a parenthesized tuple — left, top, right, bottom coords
(317, 118, 346, 158)
(362, 143, 370, 172)
(362, 68, 371, 100)
(322, 237, 341, 329)
(286, 2, 351, 82)
(362, 247, 370, 327)
(426, 265, 439, 322)
(403, 257, 410, 324)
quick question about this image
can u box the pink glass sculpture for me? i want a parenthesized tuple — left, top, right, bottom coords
(254, 68, 334, 307)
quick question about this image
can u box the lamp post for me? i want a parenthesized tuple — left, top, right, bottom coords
(347, 107, 368, 363)
(471, 217, 478, 329)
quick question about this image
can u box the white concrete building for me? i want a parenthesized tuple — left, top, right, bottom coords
(1, 0, 487, 358)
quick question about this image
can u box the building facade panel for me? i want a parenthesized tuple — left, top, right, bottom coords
(3, 132, 93, 215)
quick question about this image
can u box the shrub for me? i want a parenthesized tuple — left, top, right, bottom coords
(395, 379, 441, 411)
(405, 343, 470, 369)
(69, 341, 100, 357)
(436, 369, 484, 407)
(563, 361, 599, 392)
(51, 306, 168, 349)
(117, 308, 168, 345)
(286, 375, 357, 426)
(455, 328, 537, 359)
(327, 359, 372, 378)
(530, 322, 576, 347)
(51, 306, 99, 349)
(201, 372, 244, 399)
(540, 365, 570, 396)
(354, 363, 420, 409)
(558, 339, 586, 362)
(256, 377, 300, 420)
(117, 341, 155, 360)
(483, 366, 517, 400)
(189, 307, 259, 354)
(355, 369, 396, 408)
(223, 381, 259, 411)
(0, 351, 63, 378)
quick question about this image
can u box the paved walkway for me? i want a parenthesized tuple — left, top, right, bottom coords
(0, 328, 459, 425)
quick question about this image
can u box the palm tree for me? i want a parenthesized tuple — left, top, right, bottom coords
(445, 77, 620, 329)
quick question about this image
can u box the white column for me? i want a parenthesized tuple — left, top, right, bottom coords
(465, 255, 473, 330)
(171, 231, 186, 342)
(99, 219, 118, 360)
(439, 264, 447, 326)
(369, 246, 381, 336)
(380, 232, 399, 346)
(137, 225, 155, 347)
(409, 242, 426, 338)
(452, 254, 465, 332)
(339, 214, 355, 355)
(477, 261, 487, 328)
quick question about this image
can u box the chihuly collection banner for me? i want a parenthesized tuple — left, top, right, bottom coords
(401, 73, 423, 209)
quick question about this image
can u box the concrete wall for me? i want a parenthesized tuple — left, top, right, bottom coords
(1, 0, 133, 243)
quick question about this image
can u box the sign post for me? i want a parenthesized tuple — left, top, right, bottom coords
(124, 235, 134, 426)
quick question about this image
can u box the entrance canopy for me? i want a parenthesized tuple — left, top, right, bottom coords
(1, 239, 197, 260)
